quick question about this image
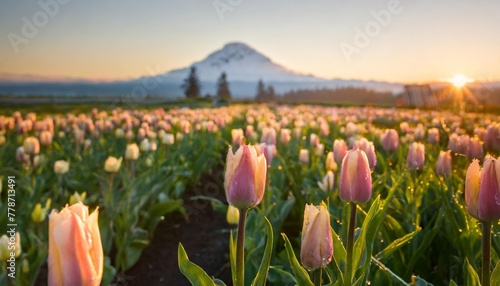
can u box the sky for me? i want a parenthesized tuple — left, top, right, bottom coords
(0, 0, 499, 83)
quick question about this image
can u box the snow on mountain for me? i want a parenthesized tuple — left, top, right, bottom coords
(160, 42, 322, 82)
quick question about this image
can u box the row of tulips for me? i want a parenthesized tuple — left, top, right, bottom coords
(0, 106, 232, 285)
(1, 104, 499, 285)
(178, 105, 500, 285)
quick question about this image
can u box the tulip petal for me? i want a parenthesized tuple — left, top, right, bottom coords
(87, 209, 103, 284)
(254, 153, 267, 206)
(478, 157, 500, 221)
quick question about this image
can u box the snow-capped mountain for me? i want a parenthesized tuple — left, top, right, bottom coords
(161, 42, 322, 83)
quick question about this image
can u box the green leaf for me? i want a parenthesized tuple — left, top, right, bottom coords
(330, 227, 346, 284)
(448, 280, 458, 286)
(463, 258, 480, 286)
(375, 228, 421, 260)
(178, 243, 216, 286)
(492, 260, 500, 286)
(352, 196, 384, 283)
(251, 211, 274, 286)
(281, 233, 314, 286)
(101, 256, 117, 286)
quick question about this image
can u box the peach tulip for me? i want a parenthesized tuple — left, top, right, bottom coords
(48, 202, 103, 286)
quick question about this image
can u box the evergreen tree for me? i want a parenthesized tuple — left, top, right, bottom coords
(216, 72, 231, 100)
(182, 66, 201, 98)
(266, 85, 276, 101)
(255, 79, 266, 101)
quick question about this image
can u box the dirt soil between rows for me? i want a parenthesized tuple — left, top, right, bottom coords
(122, 166, 232, 285)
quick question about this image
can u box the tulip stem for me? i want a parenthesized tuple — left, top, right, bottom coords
(482, 221, 491, 286)
(345, 202, 357, 286)
(313, 268, 322, 286)
(236, 208, 248, 286)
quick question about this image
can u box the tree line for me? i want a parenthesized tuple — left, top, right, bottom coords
(182, 66, 276, 102)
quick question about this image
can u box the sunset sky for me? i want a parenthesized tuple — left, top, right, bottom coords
(1, 0, 499, 83)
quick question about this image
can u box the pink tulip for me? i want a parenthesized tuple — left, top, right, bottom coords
(381, 129, 399, 152)
(477, 156, 500, 221)
(300, 203, 333, 271)
(339, 149, 372, 204)
(225, 144, 267, 209)
(353, 138, 377, 170)
(466, 136, 484, 161)
(485, 123, 500, 152)
(435, 151, 452, 176)
(407, 142, 425, 171)
(333, 139, 347, 165)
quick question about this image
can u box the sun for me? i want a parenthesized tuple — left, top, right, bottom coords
(449, 74, 474, 88)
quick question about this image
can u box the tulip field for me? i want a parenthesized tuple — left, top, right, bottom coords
(0, 104, 500, 286)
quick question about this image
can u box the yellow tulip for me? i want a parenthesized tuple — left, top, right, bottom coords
(48, 202, 103, 286)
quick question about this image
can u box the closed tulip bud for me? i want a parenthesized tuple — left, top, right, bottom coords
(69, 191, 87, 205)
(353, 138, 377, 170)
(125, 143, 139, 160)
(226, 205, 240, 225)
(14, 232, 21, 257)
(257, 143, 276, 166)
(54, 160, 70, 175)
(150, 141, 157, 152)
(161, 133, 175, 145)
(318, 171, 335, 192)
(0, 135, 5, 146)
(23, 136, 40, 155)
(48, 202, 103, 286)
(465, 160, 481, 219)
(0, 235, 9, 261)
(477, 156, 500, 222)
(310, 133, 320, 147)
(315, 143, 325, 157)
(333, 139, 347, 164)
(114, 128, 125, 138)
(325, 152, 337, 172)
(427, 128, 440, 144)
(466, 137, 484, 161)
(40, 130, 53, 146)
(400, 122, 410, 134)
(414, 124, 425, 141)
(339, 149, 372, 204)
(381, 129, 399, 152)
(299, 149, 310, 165)
(32, 203, 47, 223)
(280, 129, 291, 144)
(224, 144, 267, 209)
(261, 127, 276, 145)
(485, 123, 500, 152)
(245, 125, 254, 137)
(300, 202, 333, 271)
(407, 142, 425, 171)
(16, 146, 30, 164)
(231, 128, 244, 147)
(293, 127, 302, 139)
(104, 156, 122, 173)
(139, 138, 150, 152)
(145, 157, 153, 167)
(435, 151, 452, 177)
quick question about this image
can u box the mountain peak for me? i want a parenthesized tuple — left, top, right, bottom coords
(204, 42, 271, 67)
